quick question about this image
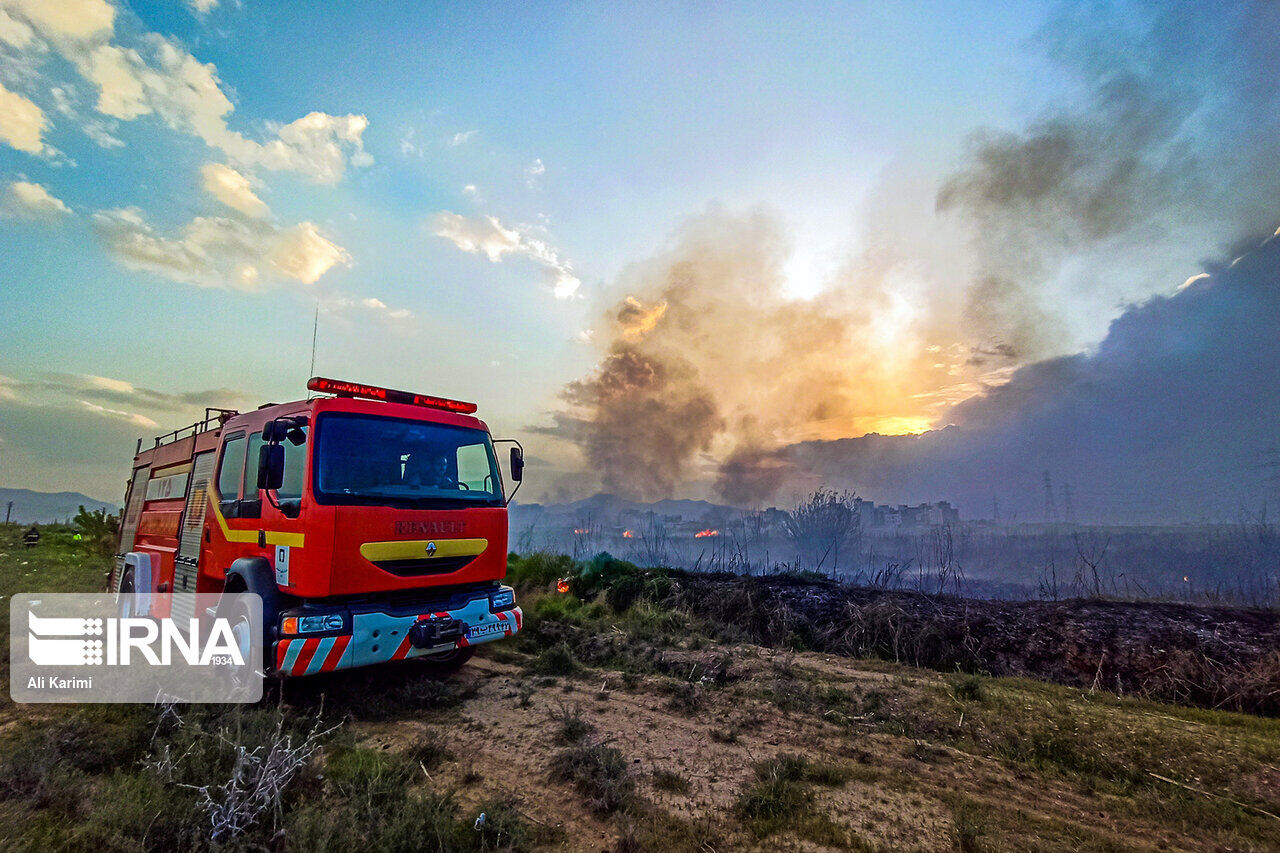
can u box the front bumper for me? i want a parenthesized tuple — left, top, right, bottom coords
(274, 595, 522, 677)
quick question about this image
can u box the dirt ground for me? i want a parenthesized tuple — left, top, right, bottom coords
(342, 642, 1280, 852)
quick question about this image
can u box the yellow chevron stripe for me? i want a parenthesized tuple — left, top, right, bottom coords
(207, 484, 305, 548)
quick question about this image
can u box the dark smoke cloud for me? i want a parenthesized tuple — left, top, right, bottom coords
(715, 443, 791, 507)
(783, 234, 1280, 523)
(938, 0, 1280, 357)
(558, 345, 721, 501)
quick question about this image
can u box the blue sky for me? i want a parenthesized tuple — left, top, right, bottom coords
(7, 0, 1230, 507)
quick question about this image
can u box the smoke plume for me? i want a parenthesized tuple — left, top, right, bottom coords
(547, 1, 1280, 513)
(546, 207, 983, 502)
(938, 0, 1280, 357)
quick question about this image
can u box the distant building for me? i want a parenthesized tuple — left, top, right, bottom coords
(858, 499, 959, 529)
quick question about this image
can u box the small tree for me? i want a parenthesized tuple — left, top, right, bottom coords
(73, 505, 119, 558)
(783, 489, 861, 576)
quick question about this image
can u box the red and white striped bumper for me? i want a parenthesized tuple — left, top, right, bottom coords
(273, 601, 522, 677)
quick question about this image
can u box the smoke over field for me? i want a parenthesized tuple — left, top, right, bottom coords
(545, 0, 1280, 525)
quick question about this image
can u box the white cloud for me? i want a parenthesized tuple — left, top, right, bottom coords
(0, 0, 115, 41)
(0, 9, 35, 47)
(83, 44, 149, 119)
(92, 207, 349, 289)
(253, 111, 373, 181)
(82, 118, 123, 148)
(322, 295, 413, 322)
(360, 297, 411, 319)
(83, 374, 135, 394)
(80, 400, 158, 428)
(6, 180, 70, 219)
(0, 4, 373, 183)
(525, 157, 545, 188)
(187, 0, 219, 15)
(200, 162, 267, 218)
(399, 127, 418, 157)
(0, 81, 47, 153)
(1177, 272, 1210, 292)
(269, 222, 350, 284)
(432, 211, 522, 261)
(449, 129, 478, 147)
(431, 211, 580, 299)
(463, 183, 478, 197)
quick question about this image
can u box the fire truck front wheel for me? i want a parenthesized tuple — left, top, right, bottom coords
(220, 596, 261, 698)
(417, 646, 474, 674)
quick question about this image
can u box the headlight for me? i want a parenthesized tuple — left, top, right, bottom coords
(489, 586, 515, 612)
(281, 613, 346, 634)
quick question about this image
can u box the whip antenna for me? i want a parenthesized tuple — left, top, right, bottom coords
(308, 302, 319, 380)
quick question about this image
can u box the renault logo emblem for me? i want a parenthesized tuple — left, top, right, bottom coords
(426, 541, 437, 556)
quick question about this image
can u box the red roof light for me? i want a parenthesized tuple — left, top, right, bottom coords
(307, 377, 478, 414)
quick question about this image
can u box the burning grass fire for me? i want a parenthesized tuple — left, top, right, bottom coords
(694, 529, 719, 538)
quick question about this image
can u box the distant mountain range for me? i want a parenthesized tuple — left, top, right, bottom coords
(0, 488, 117, 525)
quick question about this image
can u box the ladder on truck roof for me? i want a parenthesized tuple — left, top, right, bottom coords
(136, 408, 238, 456)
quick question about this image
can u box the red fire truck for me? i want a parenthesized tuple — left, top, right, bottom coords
(108, 377, 524, 676)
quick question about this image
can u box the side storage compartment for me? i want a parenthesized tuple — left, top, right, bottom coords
(171, 450, 216, 625)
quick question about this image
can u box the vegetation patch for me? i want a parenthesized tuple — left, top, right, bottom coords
(735, 754, 851, 842)
(553, 704, 595, 744)
(549, 740, 636, 815)
(650, 769, 692, 795)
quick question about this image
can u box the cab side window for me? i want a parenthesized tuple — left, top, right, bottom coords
(239, 432, 265, 519)
(457, 442, 494, 493)
(216, 434, 246, 516)
(278, 426, 309, 501)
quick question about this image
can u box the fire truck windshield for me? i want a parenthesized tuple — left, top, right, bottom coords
(312, 413, 504, 508)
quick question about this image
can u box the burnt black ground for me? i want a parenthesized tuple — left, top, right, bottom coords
(669, 572, 1280, 715)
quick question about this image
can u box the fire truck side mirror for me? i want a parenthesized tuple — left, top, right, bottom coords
(510, 447, 524, 482)
(257, 444, 285, 491)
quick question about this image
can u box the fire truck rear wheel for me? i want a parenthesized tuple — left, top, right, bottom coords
(417, 646, 474, 673)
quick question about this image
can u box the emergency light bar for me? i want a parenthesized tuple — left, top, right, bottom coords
(307, 377, 478, 414)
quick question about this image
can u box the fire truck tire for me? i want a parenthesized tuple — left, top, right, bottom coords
(417, 646, 474, 673)
(220, 596, 260, 699)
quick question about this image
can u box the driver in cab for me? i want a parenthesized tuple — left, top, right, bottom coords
(404, 450, 457, 490)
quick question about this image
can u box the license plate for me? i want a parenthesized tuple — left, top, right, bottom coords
(466, 622, 505, 639)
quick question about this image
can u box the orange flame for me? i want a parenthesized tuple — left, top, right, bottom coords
(573, 528, 589, 535)
(557, 578, 571, 594)
(694, 529, 719, 538)
(622, 529, 635, 538)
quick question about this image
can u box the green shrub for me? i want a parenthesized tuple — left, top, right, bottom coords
(549, 741, 635, 815)
(554, 704, 595, 744)
(735, 754, 849, 838)
(651, 769, 692, 795)
(507, 552, 574, 589)
(527, 642, 578, 676)
(949, 673, 986, 703)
